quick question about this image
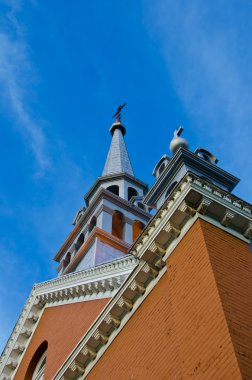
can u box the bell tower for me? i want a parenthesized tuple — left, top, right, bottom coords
(54, 110, 151, 276)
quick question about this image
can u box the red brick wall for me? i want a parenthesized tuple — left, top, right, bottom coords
(87, 219, 248, 379)
(202, 221, 252, 380)
(14, 298, 109, 380)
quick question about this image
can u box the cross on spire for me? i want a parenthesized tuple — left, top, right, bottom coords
(112, 102, 127, 122)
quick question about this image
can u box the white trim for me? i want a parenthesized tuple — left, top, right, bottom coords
(36, 255, 138, 294)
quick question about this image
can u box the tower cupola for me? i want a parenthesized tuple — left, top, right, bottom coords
(145, 125, 239, 209)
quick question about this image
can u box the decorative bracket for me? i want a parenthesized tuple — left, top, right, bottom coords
(221, 210, 235, 227)
(197, 196, 212, 215)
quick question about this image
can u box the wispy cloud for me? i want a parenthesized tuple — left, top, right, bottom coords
(143, 1, 252, 200)
(0, 0, 50, 172)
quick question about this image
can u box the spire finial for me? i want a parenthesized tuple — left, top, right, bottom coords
(169, 125, 189, 155)
(112, 102, 127, 123)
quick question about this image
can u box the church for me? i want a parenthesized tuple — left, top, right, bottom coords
(0, 107, 251, 379)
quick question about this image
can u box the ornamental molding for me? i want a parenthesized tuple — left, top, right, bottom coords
(132, 173, 251, 261)
(144, 147, 239, 204)
(62, 227, 131, 275)
(54, 188, 151, 262)
(84, 172, 148, 205)
(0, 256, 138, 380)
(50, 172, 251, 379)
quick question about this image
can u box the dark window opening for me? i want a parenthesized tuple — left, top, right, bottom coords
(89, 215, 97, 233)
(107, 185, 119, 196)
(24, 341, 48, 380)
(128, 187, 138, 201)
(158, 162, 166, 176)
(63, 252, 71, 270)
(75, 233, 84, 252)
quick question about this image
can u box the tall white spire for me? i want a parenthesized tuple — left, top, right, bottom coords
(102, 122, 134, 176)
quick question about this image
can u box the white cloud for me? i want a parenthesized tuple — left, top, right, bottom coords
(0, 1, 50, 172)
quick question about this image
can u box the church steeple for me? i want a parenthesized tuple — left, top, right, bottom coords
(53, 109, 150, 276)
(102, 121, 134, 176)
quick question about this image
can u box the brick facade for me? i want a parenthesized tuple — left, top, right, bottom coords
(14, 299, 109, 380)
(87, 220, 251, 379)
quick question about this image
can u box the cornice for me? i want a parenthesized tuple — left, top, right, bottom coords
(54, 188, 151, 262)
(0, 256, 138, 380)
(133, 174, 251, 261)
(144, 148, 240, 204)
(51, 172, 251, 380)
(84, 172, 148, 205)
(62, 227, 131, 275)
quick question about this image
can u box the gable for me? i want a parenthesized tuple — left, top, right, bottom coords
(14, 299, 109, 380)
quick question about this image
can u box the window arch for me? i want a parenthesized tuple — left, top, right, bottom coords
(158, 162, 166, 176)
(62, 252, 71, 270)
(32, 350, 47, 380)
(25, 341, 48, 380)
(132, 220, 145, 241)
(75, 233, 84, 252)
(128, 187, 138, 201)
(107, 185, 119, 196)
(112, 210, 125, 240)
(89, 216, 97, 233)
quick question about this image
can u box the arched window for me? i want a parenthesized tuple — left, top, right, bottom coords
(165, 181, 178, 198)
(32, 350, 47, 380)
(107, 185, 119, 196)
(128, 187, 138, 202)
(132, 220, 145, 241)
(112, 210, 125, 240)
(89, 215, 97, 233)
(25, 341, 48, 380)
(158, 162, 166, 176)
(75, 233, 84, 252)
(63, 252, 71, 270)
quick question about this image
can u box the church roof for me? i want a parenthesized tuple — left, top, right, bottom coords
(102, 122, 134, 176)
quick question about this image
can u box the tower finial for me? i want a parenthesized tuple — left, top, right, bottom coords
(169, 126, 189, 155)
(112, 102, 127, 123)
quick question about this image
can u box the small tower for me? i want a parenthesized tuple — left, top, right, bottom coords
(54, 111, 150, 275)
(145, 126, 239, 209)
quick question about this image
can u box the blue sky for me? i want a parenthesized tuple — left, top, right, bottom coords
(0, 0, 251, 352)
